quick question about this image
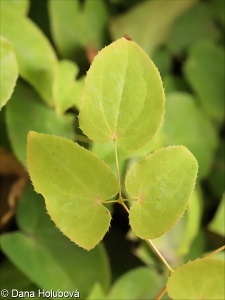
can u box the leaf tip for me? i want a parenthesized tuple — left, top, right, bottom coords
(27, 130, 38, 140)
(123, 34, 133, 41)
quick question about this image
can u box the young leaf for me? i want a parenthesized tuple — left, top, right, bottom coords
(1, 7, 57, 105)
(167, 258, 225, 299)
(0, 36, 18, 110)
(125, 146, 198, 239)
(53, 60, 83, 114)
(79, 37, 165, 151)
(27, 132, 118, 250)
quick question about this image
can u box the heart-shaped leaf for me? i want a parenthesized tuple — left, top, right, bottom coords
(79, 37, 165, 152)
(125, 146, 198, 239)
(167, 258, 225, 299)
(27, 132, 118, 250)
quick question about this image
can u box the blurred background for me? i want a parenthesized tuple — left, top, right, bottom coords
(0, 0, 224, 299)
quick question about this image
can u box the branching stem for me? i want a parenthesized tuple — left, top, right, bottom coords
(147, 239, 174, 273)
(122, 198, 137, 202)
(204, 245, 225, 259)
(114, 140, 122, 197)
(101, 200, 119, 204)
(121, 202, 130, 214)
(155, 285, 167, 300)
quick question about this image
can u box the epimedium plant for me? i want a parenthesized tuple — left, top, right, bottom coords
(26, 37, 224, 299)
(27, 37, 197, 249)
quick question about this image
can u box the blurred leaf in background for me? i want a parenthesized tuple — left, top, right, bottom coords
(0, 0, 30, 16)
(48, 0, 108, 61)
(184, 41, 225, 125)
(1, 5, 57, 105)
(162, 92, 218, 179)
(208, 193, 225, 237)
(0, 183, 111, 299)
(110, 0, 197, 56)
(0, 37, 18, 110)
(5, 81, 75, 167)
(0, 260, 39, 300)
(53, 60, 84, 114)
(209, 140, 225, 199)
(166, 2, 221, 55)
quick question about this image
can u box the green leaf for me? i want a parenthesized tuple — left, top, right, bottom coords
(110, 0, 197, 55)
(125, 146, 198, 239)
(107, 267, 165, 300)
(6, 81, 74, 166)
(208, 194, 225, 237)
(163, 92, 218, 179)
(0, 108, 11, 149)
(152, 47, 172, 76)
(167, 258, 225, 299)
(1, 183, 111, 298)
(184, 41, 225, 124)
(48, 0, 108, 59)
(167, 2, 220, 55)
(91, 141, 128, 175)
(0, 0, 30, 15)
(209, 140, 225, 198)
(27, 132, 118, 250)
(0, 260, 39, 297)
(1, 8, 56, 105)
(87, 283, 106, 300)
(151, 188, 202, 267)
(178, 187, 202, 255)
(79, 37, 165, 151)
(210, 251, 225, 261)
(210, 0, 225, 27)
(53, 60, 83, 114)
(163, 75, 191, 94)
(0, 36, 18, 110)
